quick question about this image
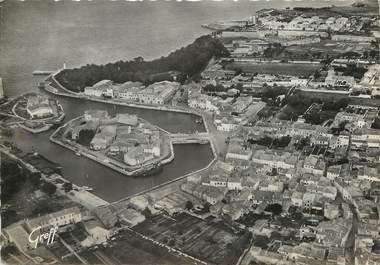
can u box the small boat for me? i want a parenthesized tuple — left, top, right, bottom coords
(195, 118, 203, 124)
(81, 185, 93, 191)
(75, 151, 81, 156)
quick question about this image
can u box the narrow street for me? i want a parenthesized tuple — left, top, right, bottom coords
(344, 204, 359, 265)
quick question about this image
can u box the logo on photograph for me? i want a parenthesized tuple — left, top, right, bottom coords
(28, 226, 58, 249)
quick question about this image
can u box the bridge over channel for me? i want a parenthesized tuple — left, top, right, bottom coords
(169, 132, 210, 144)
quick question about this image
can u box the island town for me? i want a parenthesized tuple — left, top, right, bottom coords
(1, 1, 380, 265)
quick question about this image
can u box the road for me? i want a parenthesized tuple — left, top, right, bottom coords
(345, 204, 359, 264)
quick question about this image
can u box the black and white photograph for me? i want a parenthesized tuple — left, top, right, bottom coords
(0, 0, 379, 264)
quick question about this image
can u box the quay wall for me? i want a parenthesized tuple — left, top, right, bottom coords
(18, 123, 53, 134)
(112, 154, 217, 204)
(49, 121, 175, 177)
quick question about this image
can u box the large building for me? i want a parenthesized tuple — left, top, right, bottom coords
(117, 81, 144, 101)
(90, 125, 117, 150)
(137, 81, 179, 105)
(26, 207, 82, 231)
(26, 94, 53, 118)
(84, 80, 113, 97)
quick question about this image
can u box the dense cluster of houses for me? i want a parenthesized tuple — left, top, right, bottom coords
(258, 11, 367, 33)
(160, 100, 380, 265)
(69, 110, 162, 166)
(188, 84, 266, 131)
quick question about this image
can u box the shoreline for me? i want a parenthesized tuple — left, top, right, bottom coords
(18, 123, 54, 134)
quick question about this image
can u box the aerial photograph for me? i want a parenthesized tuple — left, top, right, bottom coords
(0, 0, 379, 264)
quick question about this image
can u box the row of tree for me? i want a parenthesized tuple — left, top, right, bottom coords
(56, 35, 230, 92)
(1, 158, 43, 202)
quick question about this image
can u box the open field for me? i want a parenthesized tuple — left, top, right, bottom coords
(285, 40, 372, 58)
(103, 229, 197, 265)
(226, 62, 321, 76)
(298, 90, 380, 107)
(134, 213, 251, 265)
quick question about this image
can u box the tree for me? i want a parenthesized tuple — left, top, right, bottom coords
(168, 239, 175, 246)
(134, 56, 144, 62)
(265, 203, 282, 215)
(295, 137, 310, 150)
(235, 68, 243, 76)
(235, 83, 244, 93)
(142, 207, 152, 217)
(369, 49, 379, 59)
(77, 129, 96, 147)
(334, 64, 367, 79)
(1, 159, 27, 202)
(313, 70, 321, 80)
(273, 136, 291, 148)
(63, 182, 73, 192)
(41, 182, 57, 195)
(203, 202, 211, 213)
(56, 35, 230, 92)
(1, 245, 19, 258)
(371, 117, 380, 129)
(185, 200, 194, 211)
(30, 171, 41, 186)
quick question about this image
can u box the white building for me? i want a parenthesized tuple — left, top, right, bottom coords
(357, 166, 380, 182)
(227, 178, 243, 191)
(225, 141, 252, 161)
(84, 80, 113, 97)
(81, 221, 111, 247)
(26, 95, 53, 118)
(137, 81, 179, 105)
(26, 207, 82, 231)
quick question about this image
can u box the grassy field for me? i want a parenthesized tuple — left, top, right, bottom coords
(226, 62, 320, 76)
(134, 213, 250, 265)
